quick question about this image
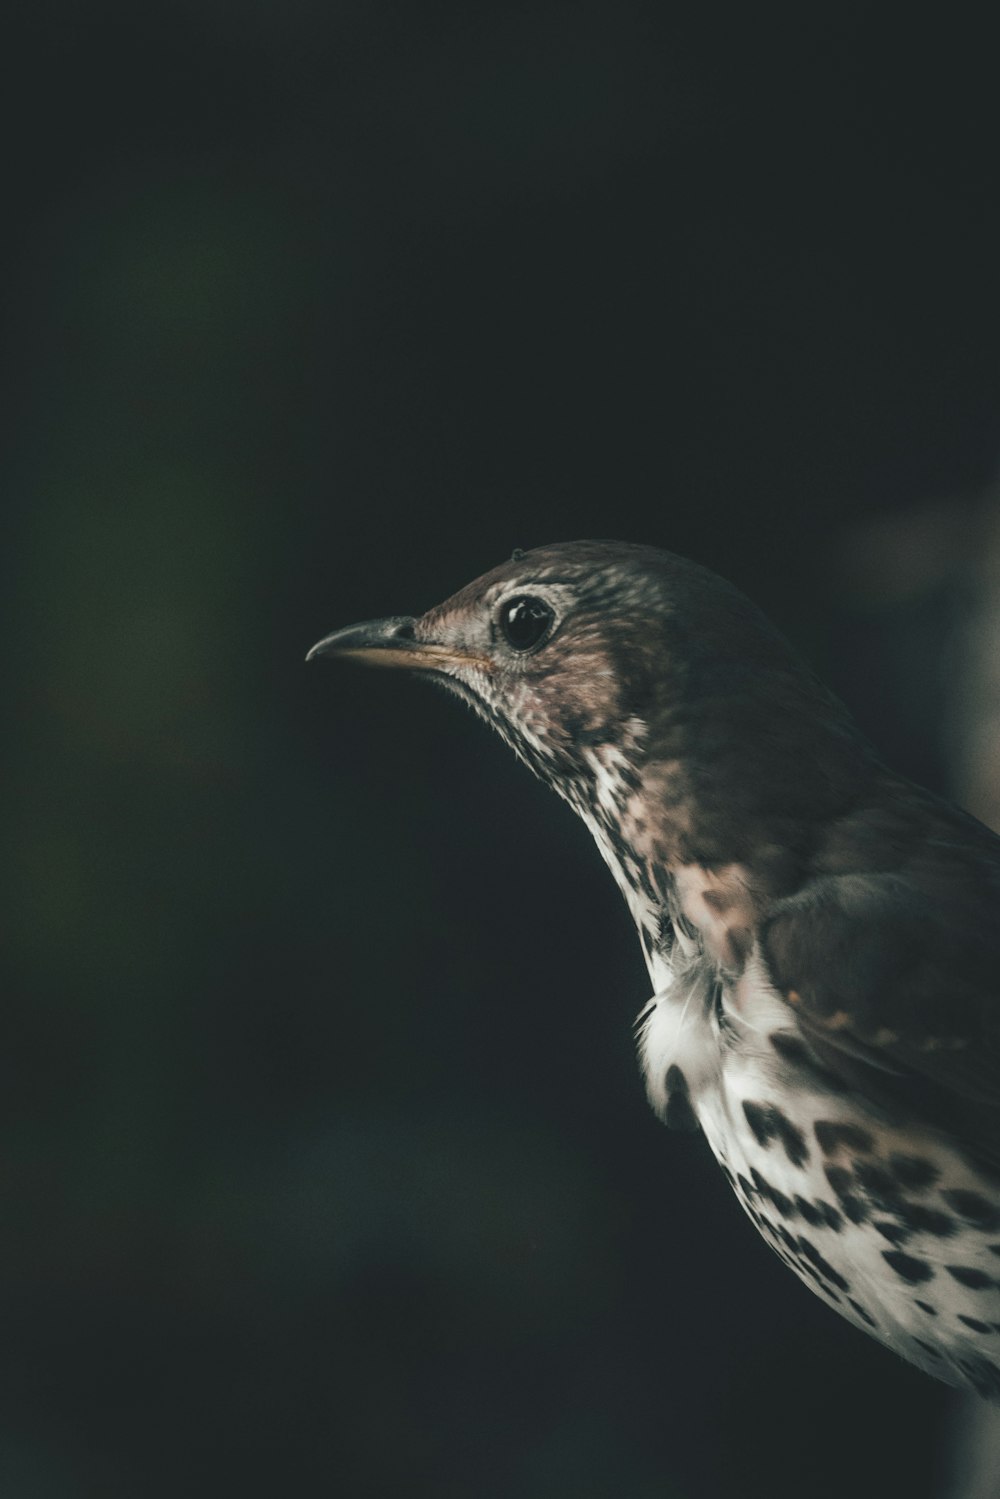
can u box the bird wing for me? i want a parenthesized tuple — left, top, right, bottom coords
(757, 784, 1000, 1167)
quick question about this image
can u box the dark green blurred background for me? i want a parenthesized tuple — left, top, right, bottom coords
(4, 5, 1000, 1496)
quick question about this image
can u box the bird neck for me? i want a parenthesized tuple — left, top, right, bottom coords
(562, 667, 878, 978)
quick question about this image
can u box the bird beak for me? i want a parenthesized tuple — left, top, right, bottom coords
(306, 616, 490, 674)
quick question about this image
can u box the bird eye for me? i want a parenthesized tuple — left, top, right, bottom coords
(499, 595, 555, 652)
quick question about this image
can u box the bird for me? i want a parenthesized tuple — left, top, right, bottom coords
(307, 539, 1000, 1398)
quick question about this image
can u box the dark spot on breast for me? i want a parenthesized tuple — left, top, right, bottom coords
(769, 1031, 810, 1064)
(664, 1065, 699, 1132)
(990, 1246, 1000, 1258)
(946, 1266, 995, 1290)
(814, 1120, 874, 1155)
(816, 1201, 844, 1232)
(823, 1165, 869, 1224)
(772, 1111, 809, 1169)
(897, 1202, 956, 1238)
(849, 1298, 877, 1328)
(797, 1259, 841, 1299)
(915, 1300, 937, 1316)
(853, 1160, 904, 1211)
(958, 1315, 995, 1335)
(737, 1173, 756, 1201)
(750, 1168, 794, 1218)
(666, 1092, 699, 1131)
(873, 1219, 912, 1246)
(913, 1338, 943, 1359)
(742, 1101, 773, 1149)
(882, 1250, 934, 1284)
(794, 1195, 823, 1227)
(824, 1165, 850, 1195)
(742, 1101, 809, 1168)
(941, 1190, 1000, 1231)
(889, 1154, 939, 1192)
(797, 1235, 850, 1292)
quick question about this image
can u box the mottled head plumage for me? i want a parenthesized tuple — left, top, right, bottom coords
(410, 541, 672, 779)
(308, 540, 869, 858)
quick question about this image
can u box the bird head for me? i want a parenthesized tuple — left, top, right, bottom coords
(308, 540, 870, 876)
(306, 541, 695, 785)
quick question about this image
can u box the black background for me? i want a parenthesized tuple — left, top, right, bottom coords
(4, 5, 1000, 1495)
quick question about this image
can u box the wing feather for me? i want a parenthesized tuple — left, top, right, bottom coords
(757, 780, 1000, 1165)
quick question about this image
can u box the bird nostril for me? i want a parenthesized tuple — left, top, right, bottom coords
(391, 618, 415, 640)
